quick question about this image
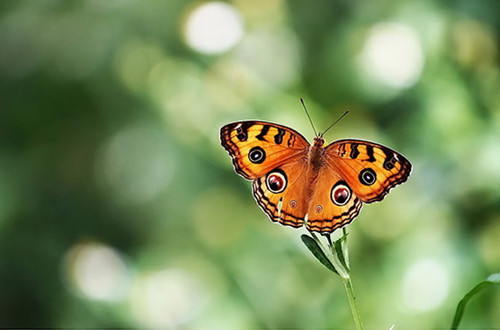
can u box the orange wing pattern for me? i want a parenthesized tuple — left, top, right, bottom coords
(252, 159, 310, 228)
(220, 121, 412, 235)
(325, 139, 412, 203)
(220, 121, 309, 179)
(305, 166, 363, 233)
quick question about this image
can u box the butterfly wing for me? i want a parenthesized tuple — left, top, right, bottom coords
(325, 139, 412, 203)
(252, 159, 310, 228)
(305, 166, 363, 233)
(220, 121, 311, 228)
(220, 121, 309, 179)
(305, 139, 411, 234)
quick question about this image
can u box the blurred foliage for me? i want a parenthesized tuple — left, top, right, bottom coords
(1, 0, 500, 328)
(451, 273, 500, 329)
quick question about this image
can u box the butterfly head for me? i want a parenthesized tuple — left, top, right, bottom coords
(313, 135, 325, 147)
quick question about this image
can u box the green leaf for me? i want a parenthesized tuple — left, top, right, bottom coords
(451, 273, 500, 329)
(334, 238, 349, 271)
(301, 234, 338, 274)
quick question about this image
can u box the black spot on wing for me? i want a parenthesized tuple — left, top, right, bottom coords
(380, 146, 397, 170)
(287, 133, 296, 147)
(350, 143, 359, 159)
(256, 125, 270, 141)
(236, 122, 252, 141)
(366, 145, 376, 162)
(274, 128, 285, 144)
(338, 143, 347, 157)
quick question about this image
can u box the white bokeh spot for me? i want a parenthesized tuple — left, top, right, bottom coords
(360, 22, 424, 89)
(401, 258, 450, 312)
(130, 269, 208, 327)
(65, 242, 130, 302)
(184, 2, 244, 54)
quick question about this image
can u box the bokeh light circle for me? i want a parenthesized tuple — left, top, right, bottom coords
(64, 242, 130, 302)
(130, 269, 207, 327)
(95, 125, 175, 205)
(359, 22, 424, 89)
(401, 258, 450, 312)
(184, 2, 244, 54)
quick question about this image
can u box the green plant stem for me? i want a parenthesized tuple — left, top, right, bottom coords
(342, 273, 363, 330)
(303, 229, 363, 329)
(329, 230, 363, 330)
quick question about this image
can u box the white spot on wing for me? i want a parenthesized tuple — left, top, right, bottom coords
(277, 198, 283, 219)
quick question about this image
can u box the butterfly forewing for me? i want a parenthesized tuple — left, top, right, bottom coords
(325, 139, 412, 203)
(220, 121, 309, 180)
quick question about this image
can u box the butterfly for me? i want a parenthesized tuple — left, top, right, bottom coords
(220, 119, 411, 234)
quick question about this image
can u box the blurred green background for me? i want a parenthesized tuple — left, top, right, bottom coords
(1, 0, 500, 328)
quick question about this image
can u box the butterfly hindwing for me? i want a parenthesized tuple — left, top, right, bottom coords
(252, 160, 310, 228)
(305, 167, 363, 234)
(325, 139, 412, 203)
(220, 121, 309, 179)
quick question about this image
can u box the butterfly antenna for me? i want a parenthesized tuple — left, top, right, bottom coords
(322, 110, 349, 136)
(300, 98, 318, 136)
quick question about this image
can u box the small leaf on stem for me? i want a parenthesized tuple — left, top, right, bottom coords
(334, 239, 349, 271)
(301, 234, 338, 275)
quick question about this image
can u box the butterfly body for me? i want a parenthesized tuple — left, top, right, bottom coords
(220, 120, 411, 234)
(309, 136, 326, 169)
(298, 137, 327, 201)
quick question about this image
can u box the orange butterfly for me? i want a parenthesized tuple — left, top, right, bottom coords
(220, 118, 411, 234)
